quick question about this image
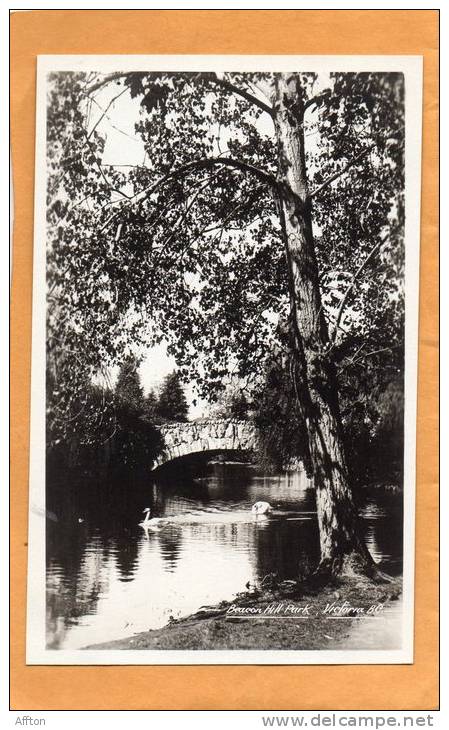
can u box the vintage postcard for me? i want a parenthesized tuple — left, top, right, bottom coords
(26, 54, 422, 665)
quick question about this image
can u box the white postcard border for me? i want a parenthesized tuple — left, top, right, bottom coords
(26, 54, 423, 665)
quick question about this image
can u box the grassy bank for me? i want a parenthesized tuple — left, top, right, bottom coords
(85, 574, 402, 651)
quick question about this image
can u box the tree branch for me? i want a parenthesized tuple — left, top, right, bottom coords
(304, 89, 332, 112)
(88, 95, 143, 142)
(83, 131, 131, 201)
(86, 71, 274, 117)
(352, 346, 396, 365)
(310, 144, 375, 198)
(198, 72, 274, 117)
(99, 157, 276, 232)
(85, 87, 128, 142)
(85, 72, 131, 96)
(201, 185, 265, 235)
(149, 172, 222, 265)
(329, 231, 389, 345)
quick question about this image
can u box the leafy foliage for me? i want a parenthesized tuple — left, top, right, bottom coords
(339, 356, 404, 486)
(46, 69, 405, 484)
(111, 356, 163, 468)
(207, 383, 251, 420)
(155, 371, 189, 423)
(46, 353, 163, 474)
(111, 399, 163, 470)
(252, 357, 313, 474)
(115, 355, 144, 412)
(143, 389, 159, 421)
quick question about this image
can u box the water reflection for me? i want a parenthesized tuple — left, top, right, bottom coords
(46, 462, 403, 649)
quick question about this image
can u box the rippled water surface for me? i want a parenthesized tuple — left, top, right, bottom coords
(46, 462, 403, 649)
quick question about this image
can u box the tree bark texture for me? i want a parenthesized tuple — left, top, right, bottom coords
(273, 74, 375, 576)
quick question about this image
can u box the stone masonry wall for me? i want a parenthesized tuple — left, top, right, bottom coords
(152, 419, 257, 469)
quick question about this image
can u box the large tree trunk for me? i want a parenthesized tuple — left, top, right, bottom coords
(273, 74, 377, 578)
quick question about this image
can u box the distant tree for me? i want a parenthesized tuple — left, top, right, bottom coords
(115, 356, 144, 412)
(46, 357, 164, 473)
(253, 357, 312, 474)
(156, 371, 189, 422)
(143, 388, 159, 422)
(113, 360, 163, 468)
(111, 401, 163, 469)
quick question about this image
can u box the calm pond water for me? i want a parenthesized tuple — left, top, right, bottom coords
(46, 461, 403, 649)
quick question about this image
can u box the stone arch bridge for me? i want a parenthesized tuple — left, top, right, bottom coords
(152, 419, 258, 470)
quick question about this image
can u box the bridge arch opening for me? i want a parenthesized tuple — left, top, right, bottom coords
(151, 448, 253, 476)
(151, 419, 258, 471)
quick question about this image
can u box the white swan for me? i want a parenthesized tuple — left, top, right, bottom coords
(139, 507, 165, 531)
(251, 501, 273, 516)
(139, 507, 152, 527)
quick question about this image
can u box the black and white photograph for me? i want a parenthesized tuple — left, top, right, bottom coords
(26, 54, 422, 665)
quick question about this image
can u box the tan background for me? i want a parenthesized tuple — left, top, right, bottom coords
(10, 9, 439, 711)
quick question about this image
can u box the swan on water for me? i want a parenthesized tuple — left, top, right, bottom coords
(139, 507, 152, 527)
(251, 501, 273, 516)
(139, 502, 273, 529)
(139, 507, 165, 531)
